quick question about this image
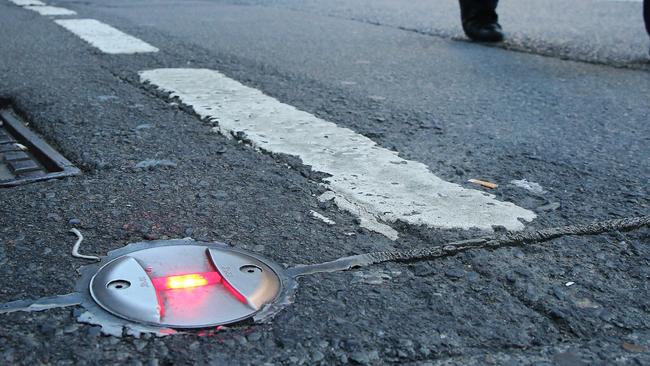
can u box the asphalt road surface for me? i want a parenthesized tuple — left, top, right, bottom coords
(1, 0, 649, 365)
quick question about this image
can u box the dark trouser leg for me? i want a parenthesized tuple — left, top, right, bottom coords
(458, 0, 503, 42)
(459, 0, 499, 24)
(643, 0, 650, 36)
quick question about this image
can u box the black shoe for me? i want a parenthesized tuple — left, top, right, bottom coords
(459, 0, 504, 42)
(463, 21, 504, 42)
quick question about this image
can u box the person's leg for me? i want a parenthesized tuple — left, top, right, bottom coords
(643, 0, 650, 36)
(458, 0, 503, 42)
(643, 0, 650, 56)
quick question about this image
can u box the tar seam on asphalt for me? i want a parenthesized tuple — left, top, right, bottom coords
(287, 215, 650, 276)
(0, 216, 647, 336)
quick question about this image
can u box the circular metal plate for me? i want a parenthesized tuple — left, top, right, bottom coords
(89, 244, 282, 329)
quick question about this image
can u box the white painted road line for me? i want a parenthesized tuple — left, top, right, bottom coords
(54, 19, 158, 54)
(24, 5, 76, 16)
(8, 0, 45, 5)
(140, 68, 536, 239)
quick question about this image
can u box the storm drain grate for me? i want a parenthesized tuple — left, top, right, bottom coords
(0, 106, 79, 187)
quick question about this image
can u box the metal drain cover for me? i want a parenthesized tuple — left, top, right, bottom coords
(0, 105, 79, 187)
(90, 244, 282, 328)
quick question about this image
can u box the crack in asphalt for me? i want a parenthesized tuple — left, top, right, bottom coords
(497, 279, 583, 340)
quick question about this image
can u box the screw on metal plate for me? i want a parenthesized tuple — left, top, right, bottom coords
(240, 265, 262, 274)
(107, 280, 131, 290)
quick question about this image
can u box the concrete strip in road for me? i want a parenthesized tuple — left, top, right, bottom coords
(24, 5, 76, 16)
(140, 68, 536, 239)
(54, 19, 158, 54)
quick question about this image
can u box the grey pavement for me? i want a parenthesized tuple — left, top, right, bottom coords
(219, 0, 650, 68)
(0, 0, 649, 365)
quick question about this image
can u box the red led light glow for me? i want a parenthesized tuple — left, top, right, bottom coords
(149, 270, 250, 322)
(151, 272, 222, 290)
(150, 271, 247, 304)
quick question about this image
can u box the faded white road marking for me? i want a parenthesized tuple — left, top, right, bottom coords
(319, 190, 398, 239)
(25, 5, 76, 16)
(54, 19, 158, 54)
(140, 68, 536, 239)
(8, 0, 45, 5)
(310, 210, 336, 225)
